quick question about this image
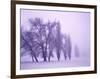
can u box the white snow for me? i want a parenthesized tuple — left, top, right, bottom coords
(21, 54, 90, 70)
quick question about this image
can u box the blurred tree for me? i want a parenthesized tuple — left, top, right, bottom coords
(47, 21, 56, 61)
(67, 35, 72, 60)
(55, 22, 62, 61)
(74, 44, 80, 57)
(62, 34, 68, 60)
(28, 18, 57, 62)
(20, 30, 38, 62)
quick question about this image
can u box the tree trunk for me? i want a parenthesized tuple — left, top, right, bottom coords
(57, 52, 60, 61)
(32, 56, 34, 62)
(33, 54, 38, 62)
(48, 51, 51, 62)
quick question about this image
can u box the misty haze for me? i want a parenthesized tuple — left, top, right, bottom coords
(20, 9, 90, 70)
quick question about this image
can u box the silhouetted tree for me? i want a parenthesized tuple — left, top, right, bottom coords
(20, 30, 39, 62)
(28, 18, 58, 62)
(62, 34, 68, 60)
(29, 18, 48, 61)
(67, 35, 72, 60)
(55, 22, 62, 61)
(74, 45, 80, 57)
(45, 21, 57, 61)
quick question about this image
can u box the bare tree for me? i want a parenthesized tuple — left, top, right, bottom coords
(55, 22, 62, 61)
(29, 18, 48, 61)
(20, 30, 39, 62)
(62, 34, 68, 60)
(74, 45, 80, 57)
(47, 21, 56, 61)
(28, 18, 58, 62)
(67, 35, 72, 60)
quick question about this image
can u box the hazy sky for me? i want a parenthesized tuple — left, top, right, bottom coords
(20, 9, 90, 57)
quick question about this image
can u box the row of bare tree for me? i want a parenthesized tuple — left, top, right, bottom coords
(21, 18, 72, 62)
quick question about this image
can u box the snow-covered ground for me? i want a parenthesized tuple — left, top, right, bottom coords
(20, 53, 90, 70)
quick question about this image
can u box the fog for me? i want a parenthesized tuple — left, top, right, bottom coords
(20, 9, 90, 69)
